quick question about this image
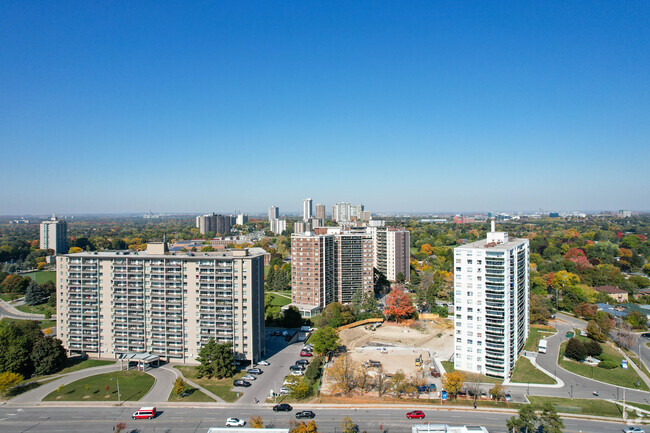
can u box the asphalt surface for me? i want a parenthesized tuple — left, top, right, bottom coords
(0, 406, 636, 433)
(0, 299, 44, 320)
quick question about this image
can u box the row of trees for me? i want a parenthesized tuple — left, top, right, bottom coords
(0, 320, 67, 379)
(246, 415, 359, 433)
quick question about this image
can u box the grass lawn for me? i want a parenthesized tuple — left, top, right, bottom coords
(559, 340, 649, 391)
(622, 348, 650, 381)
(16, 303, 55, 316)
(168, 385, 215, 402)
(527, 396, 623, 418)
(0, 317, 56, 330)
(42, 370, 154, 402)
(24, 359, 115, 383)
(524, 326, 556, 351)
(0, 293, 17, 302)
(626, 401, 650, 413)
(267, 293, 291, 307)
(646, 342, 650, 349)
(441, 361, 503, 384)
(0, 377, 59, 401)
(510, 357, 556, 384)
(174, 366, 245, 403)
(23, 271, 56, 285)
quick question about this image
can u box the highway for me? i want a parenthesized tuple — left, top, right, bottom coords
(0, 406, 634, 433)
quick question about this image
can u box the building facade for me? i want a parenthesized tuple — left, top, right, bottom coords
(56, 244, 265, 364)
(314, 204, 326, 220)
(303, 198, 313, 221)
(40, 214, 68, 254)
(236, 214, 248, 225)
(453, 223, 529, 378)
(196, 214, 232, 235)
(367, 226, 410, 282)
(270, 219, 286, 235)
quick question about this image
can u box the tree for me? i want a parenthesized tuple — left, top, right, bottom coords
(529, 294, 552, 324)
(539, 402, 564, 433)
(290, 420, 319, 433)
(173, 377, 186, 396)
(586, 320, 607, 342)
(114, 422, 127, 433)
(395, 272, 406, 284)
(376, 367, 391, 397)
(340, 416, 358, 433)
(441, 371, 465, 398)
(466, 374, 482, 402)
(564, 338, 586, 362)
(383, 287, 415, 322)
(196, 340, 235, 379)
(310, 327, 339, 355)
(625, 311, 647, 330)
(281, 306, 303, 328)
(329, 354, 357, 395)
(390, 369, 415, 398)
(584, 339, 602, 357)
(31, 336, 67, 376)
(594, 310, 613, 334)
(506, 404, 538, 433)
(573, 303, 598, 319)
(0, 372, 23, 396)
(290, 380, 314, 399)
(489, 382, 503, 401)
(1, 274, 30, 294)
(0, 320, 38, 377)
(249, 415, 264, 428)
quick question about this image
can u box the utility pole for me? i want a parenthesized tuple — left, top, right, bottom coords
(570, 385, 573, 399)
(623, 388, 626, 420)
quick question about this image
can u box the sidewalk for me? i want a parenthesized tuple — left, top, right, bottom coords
(617, 346, 650, 389)
(166, 364, 225, 403)
(502, 354, 565, 389)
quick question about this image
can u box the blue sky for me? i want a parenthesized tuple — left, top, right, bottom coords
(1, 1, 649, 215)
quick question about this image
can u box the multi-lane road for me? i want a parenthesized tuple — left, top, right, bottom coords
(0, 406, 634, 433)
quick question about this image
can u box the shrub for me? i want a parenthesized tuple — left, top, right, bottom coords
(598, 360, 618, 369)
(584, 340, 602, 358)
(565, 338, 586, 362)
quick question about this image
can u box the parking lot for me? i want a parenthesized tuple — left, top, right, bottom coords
(236, 327, 306, 404)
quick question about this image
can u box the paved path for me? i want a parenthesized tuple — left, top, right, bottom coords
(7, 364, 121, 405)
(0, 299, 45, 320)
(169, 364, 224, 402)
(139, 365, 178, 404)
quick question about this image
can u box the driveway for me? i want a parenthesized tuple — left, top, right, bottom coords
(0, 299, 45, 320)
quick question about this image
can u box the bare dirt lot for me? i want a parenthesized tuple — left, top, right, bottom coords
(339, 319, 454, 375)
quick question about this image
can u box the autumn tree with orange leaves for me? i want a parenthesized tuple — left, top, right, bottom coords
(383, 288, 415, 322)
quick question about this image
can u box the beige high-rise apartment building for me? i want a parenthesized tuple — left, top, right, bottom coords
(196, 213, 232, 235)
(367, 226, 410, 282)
(56, 243, 265, 364)
(40, 214, 68, 254)
(314, 204, 326, 220)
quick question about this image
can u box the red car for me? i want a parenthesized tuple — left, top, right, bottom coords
(300, 351, 313, 357)
(406, 410, 425, 419)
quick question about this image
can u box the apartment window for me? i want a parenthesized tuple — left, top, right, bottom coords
(456, 315, 462, 320)
(467, 307, 473, 312)
(468, 316, 473, 321)
(456, 306, 462, 311)
(467, 259, 472, 264)
(456, 338, 462, 343)
(467, 339, 473, 344)
(456, 267, 461, 272)
(467, 331, 473, 337)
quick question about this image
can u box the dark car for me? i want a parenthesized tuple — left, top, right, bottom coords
(296, 359, 310, 365)
(290, 365, 306, 371)
(406, 410, 425, 419)
(642, 333, 650, 339)
(300, 351, 313, 357)
(295, 410, 315, 419)
(233, 379, 251, 387)
(247, 368, 263, 374)
(273, 403, 293, 412)
(418, 384, 437, 393)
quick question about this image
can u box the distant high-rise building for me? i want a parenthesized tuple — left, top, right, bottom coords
(294, 220, 311, 234)
(367, 226, 410, 282)
(196, 214, 232, 235)
(40, 214, 68, 254)
(350, 204, 364, 221)
(269, 206, 279, 221)
(315, 204, 326, 220)
(303, 198, 313, 221)
(453, 221, 529, 378)
(332, 202, 366, 222)
(270, 219, 286, 235)
(360, 211, 372, 221)
(236, 214, 248, 225)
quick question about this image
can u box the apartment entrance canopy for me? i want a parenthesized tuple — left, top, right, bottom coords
(118, 352, 160, 371)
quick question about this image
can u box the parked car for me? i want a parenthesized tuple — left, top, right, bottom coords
(241, 374, 256, 381)
(225, 418, 246, 427)
(641, 333, 650, 339)
(295, 410, 316, 419)
(279, 387, 291, 395)
(290, 365, 306, 371)
(233, 379, 251, 387)
(363, 360, 381, 368)
(505, 393, 513, 402)
(623, 427, 646, 433)
(418, 384, 437, 393)
(132, 407, 156, 420)
(295, 359, 310, 365)
(406, 410, 425, 419)
(290, 370, 304, 376)
(257, 360, 270, 366)
(247, 368, 263, 374)
(273, 403, 293, 412)
(300, 351, 313, 357)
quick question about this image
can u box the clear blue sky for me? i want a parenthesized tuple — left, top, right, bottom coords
(1, 1, 649, 215)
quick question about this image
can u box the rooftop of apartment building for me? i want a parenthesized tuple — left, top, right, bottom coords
(62, 242, 266, 259)
(455, 232, 527, 251)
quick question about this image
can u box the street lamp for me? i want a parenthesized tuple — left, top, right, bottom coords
(111, 377, 121, 403)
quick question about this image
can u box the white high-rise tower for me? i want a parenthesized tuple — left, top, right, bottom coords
(303, 198, 313, 221)
(453, 221, 529, 378)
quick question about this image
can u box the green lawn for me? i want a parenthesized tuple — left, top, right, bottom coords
(510, 357, 556, 384)
(16, 303, 55, 316)
(1, 377, 59, 400)
(58, 359, 115, 375)
(174, 366, 245, 402)
(0, 293, 17, 302)
(626, 401, 650, 413)
(559, 340, 649, 391)
(0, 317, 56, 330)
(23, 271, 56, 285)
(527, 396, 623, 418)
(524, 326, 556, 351)
(168, 385, 215, 402)
(622, 348, 650, 381)
(441, 361, 502, 384)
(42, 370, 154, 401)
(267, 293, 291, 307)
